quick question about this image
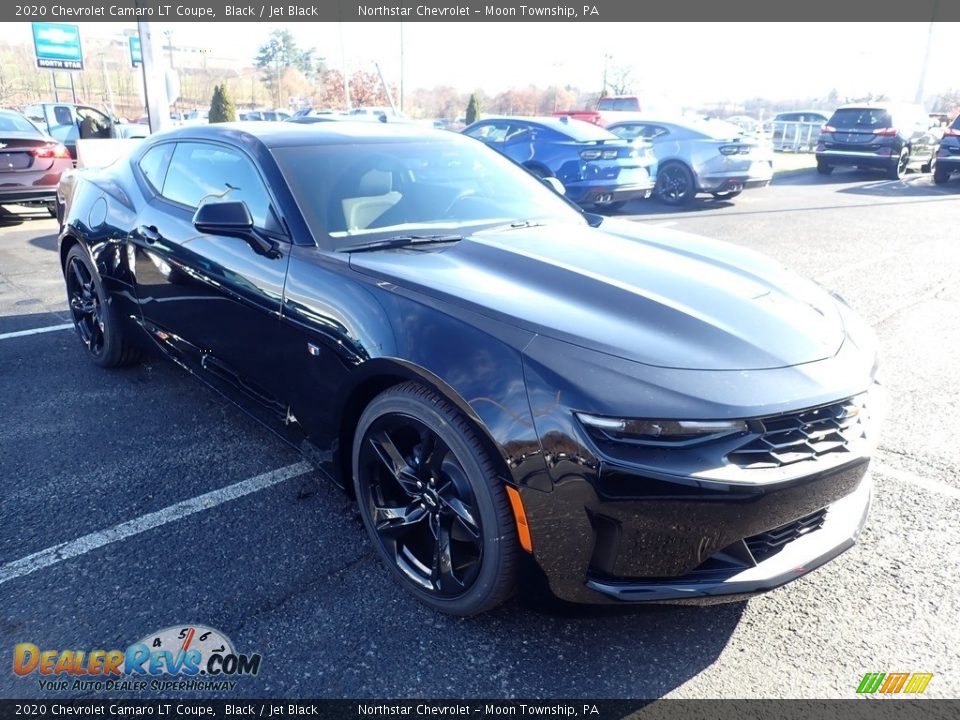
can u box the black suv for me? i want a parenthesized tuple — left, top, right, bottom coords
(933, 114, 960, 186)
(816, 103, 940, 180)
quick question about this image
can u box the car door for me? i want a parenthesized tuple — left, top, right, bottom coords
(129, 140, 292, 417)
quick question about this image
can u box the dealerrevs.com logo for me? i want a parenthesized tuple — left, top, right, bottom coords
(13, 625, 262, 692)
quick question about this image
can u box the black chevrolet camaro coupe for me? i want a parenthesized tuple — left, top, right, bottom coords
(57, 122, 880, 615)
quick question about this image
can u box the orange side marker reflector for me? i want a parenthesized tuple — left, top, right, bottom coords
(505, 486, 533, 553)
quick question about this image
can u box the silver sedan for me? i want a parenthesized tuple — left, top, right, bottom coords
(607, 117, 773, 205)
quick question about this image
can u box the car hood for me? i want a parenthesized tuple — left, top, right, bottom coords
(348, 220, 846, 370)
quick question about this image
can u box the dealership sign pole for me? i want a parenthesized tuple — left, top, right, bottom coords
(31, 22, 83, 104)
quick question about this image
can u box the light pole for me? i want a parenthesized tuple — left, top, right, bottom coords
(914, 18, 936, 105)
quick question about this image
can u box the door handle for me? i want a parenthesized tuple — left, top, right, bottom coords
(137, 225, 162, 244)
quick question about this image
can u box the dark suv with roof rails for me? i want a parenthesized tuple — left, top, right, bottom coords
(933, 114, 960, 186)
(815, 103, 940, 180)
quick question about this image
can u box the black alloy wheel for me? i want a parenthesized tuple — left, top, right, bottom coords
(64, 245, 139, 368)
(656, 163, 696, 205)
(888, 147, 910, 180)
(353, 383, 518, 615)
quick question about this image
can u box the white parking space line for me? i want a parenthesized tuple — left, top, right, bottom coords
(874, 462, 960, 500)
(0, 323, 73, 341)
(0, 462, 313, 586)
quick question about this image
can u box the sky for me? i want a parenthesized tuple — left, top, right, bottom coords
(8, 21, 959, 107)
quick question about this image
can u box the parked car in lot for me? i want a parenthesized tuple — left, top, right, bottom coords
(815, 103, 940, 179)
(606, 117, 773, 204)
(933, 114, 960, 185)
(0, 109, 72, 215)
(57, 121, 880, 615)
(22, 102, 117, 160)
(463, 116, 656, 210)
(768, 110, 830, 152)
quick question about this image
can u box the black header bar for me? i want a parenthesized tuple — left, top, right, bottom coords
(4, 0, 958, 23)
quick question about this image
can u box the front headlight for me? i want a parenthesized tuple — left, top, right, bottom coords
(576, 413, 748, 447)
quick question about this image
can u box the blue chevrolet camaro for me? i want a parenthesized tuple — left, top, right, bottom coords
(462, 116, 656, 211)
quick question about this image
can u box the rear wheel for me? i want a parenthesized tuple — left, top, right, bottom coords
(44, 201, 57, 218)
(816, 160, 834, 175)
(920, 152, 936, 174)
(887, 148, 909, 180)
(933, 164, 950, 185)
(353, 382, 519, 616)
(655, 163, 696, 205)
(64, 245, 140, 368)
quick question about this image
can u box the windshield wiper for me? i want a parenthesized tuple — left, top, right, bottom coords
(341, 234, 464, 253)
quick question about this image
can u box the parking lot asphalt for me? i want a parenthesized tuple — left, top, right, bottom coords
(1, 167, 958, 700)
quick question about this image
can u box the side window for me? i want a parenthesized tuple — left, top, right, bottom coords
(465, 123, 509, 142)
(137, 144, 174, 194)
(639, 125, 668, 140)
(610, 124, 643, 141)
(161, 142, 276, 232)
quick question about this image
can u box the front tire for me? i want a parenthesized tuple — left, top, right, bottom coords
(64, 245, 140, 368)
(352, 382, 519, 616)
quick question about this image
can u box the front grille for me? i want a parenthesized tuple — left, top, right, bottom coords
(727, 395, 867, 470)
(745, 508, 827, 563)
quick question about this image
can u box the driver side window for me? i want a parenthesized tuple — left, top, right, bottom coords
(160, 142, 277, 232)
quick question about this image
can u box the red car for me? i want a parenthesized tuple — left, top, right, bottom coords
(0, 109, 72, 216)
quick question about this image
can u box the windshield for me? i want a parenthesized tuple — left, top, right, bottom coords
(272, 134, 585, 250)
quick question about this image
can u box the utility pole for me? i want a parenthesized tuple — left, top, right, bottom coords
(339, 22, 351, 111)
(914, 16, 937, 105)
(100, 54, 115, 116)
(399, 23, 404, 113)
(138, 21, 171, 133)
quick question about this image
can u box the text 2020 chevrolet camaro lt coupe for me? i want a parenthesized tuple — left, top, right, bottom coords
(57, 122, 881, 615)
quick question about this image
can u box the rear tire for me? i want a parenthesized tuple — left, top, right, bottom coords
(352, 382, 519, 616)
(933, 165, 950, 185)
(44, 201, 57, 218)
(655, 163, 696, 205)
(816, 160, 834, 175)
(920, 152, 936, 174)
(64, 245, 140, 368)
(887, 148, 909, 180)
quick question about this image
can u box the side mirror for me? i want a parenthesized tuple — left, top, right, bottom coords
(540, 176, 566, 196)
(193, 200, 253, 236)
(193, 201, 281, 258)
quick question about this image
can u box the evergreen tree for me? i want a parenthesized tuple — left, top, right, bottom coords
(465, 94, 480, 125)
(209, 84, 236, 123)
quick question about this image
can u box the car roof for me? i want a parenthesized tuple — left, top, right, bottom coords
(147, 120, 452, 148)
(833, 102, 922, 111)
(470, 115, 591, 131)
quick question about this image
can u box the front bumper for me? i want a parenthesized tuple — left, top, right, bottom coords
(586, 466, 871, 603)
